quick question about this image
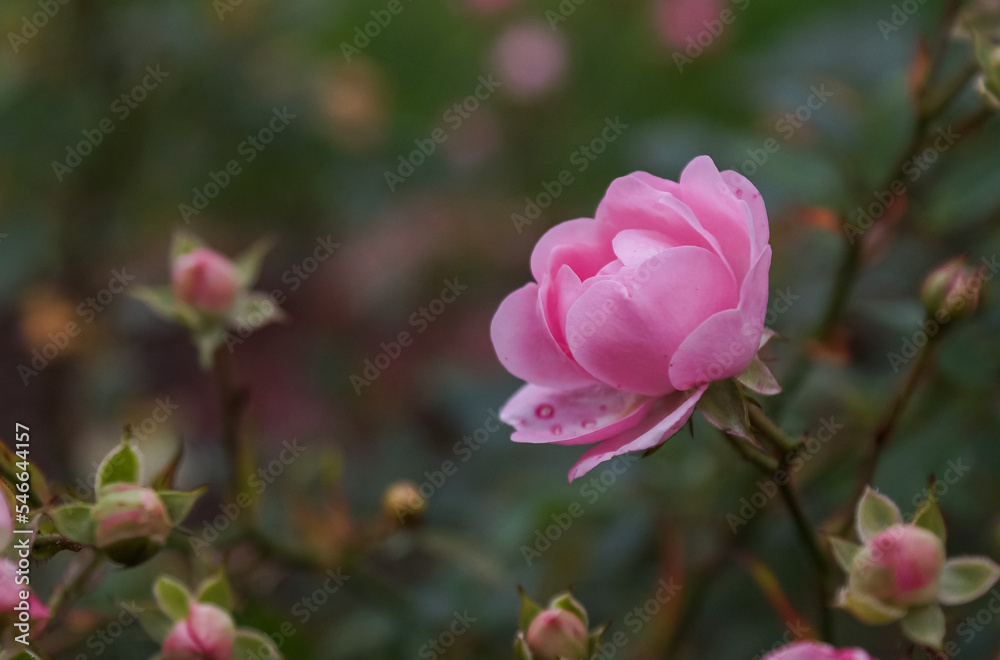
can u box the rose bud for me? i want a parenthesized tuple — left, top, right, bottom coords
(171, 247, 240, 313)
(162, 602, 236, 660)
(763, 642, 873, 660)
(920, 257, 981, 321)
(382, 481, 426, 526)
(92, 484, 173, 566)
(525, 608, 589, 660)
(849, 524, 946, 608)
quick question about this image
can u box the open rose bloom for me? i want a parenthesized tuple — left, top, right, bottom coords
(491, 155, 771, 480)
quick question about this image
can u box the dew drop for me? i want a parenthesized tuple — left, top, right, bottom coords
(550, 424, 563, 435)
(734, 188, 743, 199)
(535, 404, 555, 419)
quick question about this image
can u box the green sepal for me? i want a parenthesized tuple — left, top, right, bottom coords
(938, 556, 1000, 605)
(912, 491, 946, 543)
(549, 591, 588, 628)
(518, 586, 543, 632)
(196, 572, 233, 611)
(696, 379, 759, 448)
(829, 536, 862, 573)
(234, 629, 283, 660)
(157, 487, 206, 527)
(49, 503, 95, 545)
(96, 433, 142, 492)
(901, 604, 945, 650)
(233, 237, 275, 288)
(153, 575, 192, 621)
(855, 487, 902, 543)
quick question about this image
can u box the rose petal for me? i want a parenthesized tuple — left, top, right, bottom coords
(678, 155, 753, 281)
(762, 642, 874, 660)
(720, 169, 769, 252)
(611, 228, 679, 266)
(567, 384, 707, 481)
(500, 383, 654, 445)
(491, 283, 596, 389)
(668, 246, 771, 390)
(529, 218, 615, 283)
(566, 246, 738, 395)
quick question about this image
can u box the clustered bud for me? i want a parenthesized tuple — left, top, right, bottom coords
(515, 590, 602, 660)
(162, 602, 236, 660)
(849, 524, 945, 608)
(920, 257, 982, 321)
(171, 247, 240, 314)
(92, 483, 173, 566)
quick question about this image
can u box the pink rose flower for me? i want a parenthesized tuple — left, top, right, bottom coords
(763, 642, 874, 660)
(162, 602, 236, 660)
(491, 156, 771, 480)
(172, 247, 240, 313)
(525, 608, 589, 660)
(0, 559, 51, 631)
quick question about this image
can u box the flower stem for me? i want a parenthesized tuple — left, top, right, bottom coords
(46, 550, 104, 626)
(212, 345, 250, 499)
(748, 405, 800, 453)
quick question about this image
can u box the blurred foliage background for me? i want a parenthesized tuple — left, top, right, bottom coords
(1, 0, 1000, 657)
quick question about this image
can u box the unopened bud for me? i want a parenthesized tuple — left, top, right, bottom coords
(92, 484, 172, 566)
(382, 481, 426, 526)
(921, 257, 981, 320)
(162, 602, 236, 660)
(849, 524, 945, 608)
(172, 247, 240, 313)
(525, 608, 589, 660)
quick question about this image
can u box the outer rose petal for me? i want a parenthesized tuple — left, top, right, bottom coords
(668, 246, 771, 390)
(566, 246, 737, 395)
(500, 383, 654, 446)
(491, 283, 596, 389)
(763, 642, 874, 660)
(567, 384, 707, 481)
(720, 169, 769, 251)
(678, 155, 753, 280)
(529, 218, 616, 283)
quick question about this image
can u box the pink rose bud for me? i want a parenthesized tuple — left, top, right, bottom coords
(491, 156, 772, 480)
(850, 524, 946, 607)
(920, 257, 981, 320)
(162, 602, 236, 660)
(92, 484, 172, 566)
(172, 248, 240, 313)
(525, 608, 589, 660)
(763, 641, 874, 660)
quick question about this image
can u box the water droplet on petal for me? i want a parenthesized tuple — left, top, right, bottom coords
(535, 404, 555, 419)
(734, 188, 743, 199)
(550, 424, 563, 435)
(581, 420, 596, 429)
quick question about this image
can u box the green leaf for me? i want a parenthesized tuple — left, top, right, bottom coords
(96, 435, 142, 492)
(234, 629, 283, 660)
(514, 633, 534, 660)
(49, 504, 95, 545)
(153, 575, 191, 621)
(913, 494, 946, 543)
(938, 557, 1000, 605)
(138, 607, 176, 644)
(829, 536, 862, 573)
(696, 379, 759, 447)
(171, 230, 205, 260)
(157, 487, 206, 526)
(549, 591, 588, 628)
(517, 586, 542, 632)
(901, 604, 946, 650)
(196, 572, 233, 610)
(737, 356, 782, 396)
(834, 587, 906, 625)
(233, 237, 275, 288)
(855, 487, 902, 543)
(130, 286, 179, 320)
